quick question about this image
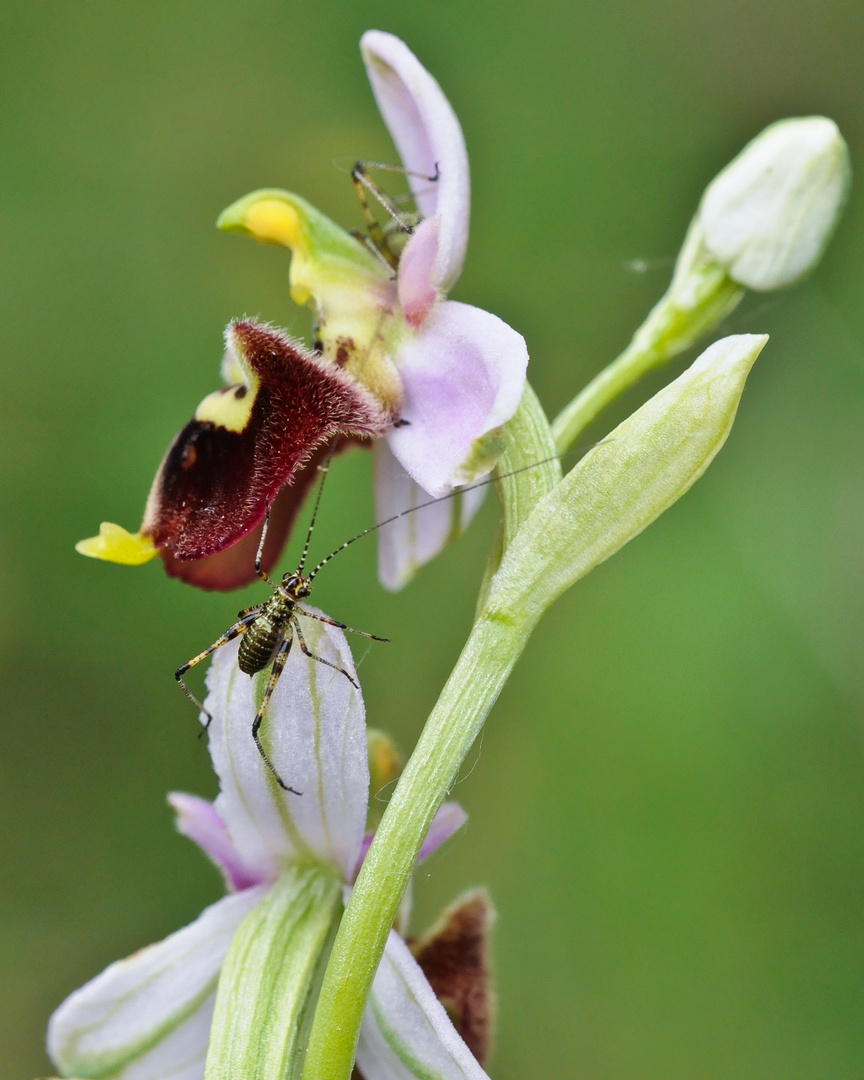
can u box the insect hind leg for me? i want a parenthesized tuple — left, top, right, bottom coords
(251, 636, 302, 795)
(299, 607, 389, 643)
(175, 614, 259, 731)
(293, 619, 360, 690)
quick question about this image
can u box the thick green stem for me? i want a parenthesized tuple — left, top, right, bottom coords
(551, 333, 663, 454)
(301, 601, 539, 1080)
(552, 220, 744, 454)
(301, 382, 557, 1080)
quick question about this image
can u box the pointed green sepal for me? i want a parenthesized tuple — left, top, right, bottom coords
(217, 188, 389, 305)
(491, 333, 768, 623)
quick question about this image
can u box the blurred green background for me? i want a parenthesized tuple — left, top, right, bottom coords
(2, 2, 863, 1077)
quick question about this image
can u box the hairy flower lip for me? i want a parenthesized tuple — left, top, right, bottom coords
(141, 320, 392, 562)
(77, 321, 391, 588)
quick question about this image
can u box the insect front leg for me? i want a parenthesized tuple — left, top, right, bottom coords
(351, 164, 396, 268)
(175, 613, 260, 730)
(251, 636, 302, 795)
(299, 607, 390, 643)
(294, 618, 360, 690)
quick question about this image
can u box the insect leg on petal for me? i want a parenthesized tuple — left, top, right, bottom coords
(250, 635, 301, 795)
(175, 612, 262, 727)
(293, 618, 360, 691)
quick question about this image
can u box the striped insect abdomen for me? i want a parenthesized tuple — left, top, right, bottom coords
(238, 614, 286, 675)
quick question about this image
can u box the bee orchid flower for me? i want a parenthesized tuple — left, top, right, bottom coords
(77, 31, 528, 591)
(47, 618, 490, 1080)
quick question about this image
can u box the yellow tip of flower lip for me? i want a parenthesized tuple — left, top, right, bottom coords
(217, 194, 302, 249)
(75, 523, 159, 566)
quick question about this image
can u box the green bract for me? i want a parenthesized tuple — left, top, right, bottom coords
(490, 333, 768, 621)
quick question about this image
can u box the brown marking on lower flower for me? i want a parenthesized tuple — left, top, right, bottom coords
(410, 890, 496, 1067)
(335, 337, 356, 367)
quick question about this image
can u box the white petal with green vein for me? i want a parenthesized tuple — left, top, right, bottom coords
(47, 887, 266, 1080)
(356, 932, 489, 1080)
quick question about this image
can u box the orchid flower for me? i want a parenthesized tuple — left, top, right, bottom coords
(47, 615, 491, 1080)
(76, 31, 528, 592)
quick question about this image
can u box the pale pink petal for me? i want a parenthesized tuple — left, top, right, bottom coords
(168, 793, 265, 893)
(353, 801, 467, 881)
(203, 615, 369, 883)
(47, 888, 266, 1080)
(356, 931, 490, 1080)
(387, 300, 528, 497)
(397, 215, 441, 328)
(361, 31, 470, 294)
(374, 441, 487, 590)
(417, 802, 468, 864)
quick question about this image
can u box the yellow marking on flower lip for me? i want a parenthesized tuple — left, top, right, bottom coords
(194, 383, 256, 433)
(227, 198, 304, 250)
(76, 523, 159, 565)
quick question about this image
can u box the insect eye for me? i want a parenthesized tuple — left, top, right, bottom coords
(299, 586, 311, 598)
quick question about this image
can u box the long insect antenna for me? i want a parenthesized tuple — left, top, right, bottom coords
(298, 456, 333, 574)
(307, 446, 600, 581)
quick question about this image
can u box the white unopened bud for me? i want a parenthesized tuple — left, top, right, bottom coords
(699, 116, 850, 291)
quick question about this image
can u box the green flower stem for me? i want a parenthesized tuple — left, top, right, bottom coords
(301, 601, 539, 1080)
(302, 384, 560, 1080)
(551, 220, 744, 455)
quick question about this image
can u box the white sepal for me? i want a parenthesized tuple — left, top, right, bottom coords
(47, 888, 266, 1080)
(204, 617, 369, 883)
(356, 931, 489, 1080)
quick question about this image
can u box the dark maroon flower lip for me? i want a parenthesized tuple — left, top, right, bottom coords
(138, 319, 391, 580)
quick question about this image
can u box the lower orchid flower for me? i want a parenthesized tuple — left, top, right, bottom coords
(76, 31, 529, 592)
(47, 614, 492, 1080)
